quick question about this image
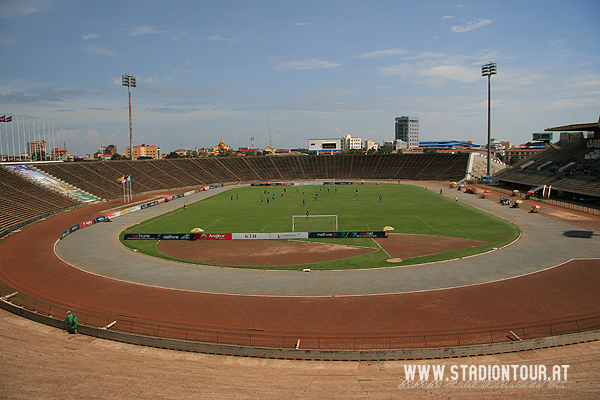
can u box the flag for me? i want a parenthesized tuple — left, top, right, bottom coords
(0, 116, 5, 123)
(5, 116, 11, 122)
(117, 175, 125, 184)
(122, 175, 130, 184)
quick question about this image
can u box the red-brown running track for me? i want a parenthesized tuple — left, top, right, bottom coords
(1, 189, 600, 349)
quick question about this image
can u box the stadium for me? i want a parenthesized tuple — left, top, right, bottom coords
(1, 147, 600, 397)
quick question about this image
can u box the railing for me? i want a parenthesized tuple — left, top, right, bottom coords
(2, 284, 599, 351)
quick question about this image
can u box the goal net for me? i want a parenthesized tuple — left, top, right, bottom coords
(292, 215, 338, 232)
(314, 179, 336, 186)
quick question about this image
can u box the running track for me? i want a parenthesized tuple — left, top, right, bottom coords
(1, 182, 599, 348)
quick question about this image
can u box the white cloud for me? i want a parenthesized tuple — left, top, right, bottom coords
(404, 52, 448, 60)
(451, 19, 493, 33)
(441, 15, 454, 20)
(0, 0, 52, 19)
(299, 88, 359, 101)
(275, 59, 341, 70)
(353, 49, 409, 58)
(380, 63, 480, 85)
(131, 25, 165, 36)
(81, 34, 100, 40)
(81, 45, 116, 57)
(295, 22, 311, 26)
(203, 35, 238, 44)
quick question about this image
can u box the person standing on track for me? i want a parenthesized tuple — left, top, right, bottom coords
(64, 311, 78, 334)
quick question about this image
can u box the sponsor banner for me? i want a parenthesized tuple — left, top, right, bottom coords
(308, 231, 386, 238)
(270, 232, 309, 239)
(93, 216, 108, 224)
(196, 233, 232, 240)
(79, 219, 95, 229)
(130, 205, 142, 213)
(209, 184, 223, 189)
(251, 183, 268, 187)
(141, 200, 159, 209)
(159, 233, 195, 240)
(184, 191, 194, 196)
(232, 233, 270, 240)
(124, 233, 160, 240)
(335, 181, 354, 185)
(61, 224, 80, 238)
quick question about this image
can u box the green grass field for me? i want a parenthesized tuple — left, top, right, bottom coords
(121, 183, 520, 270)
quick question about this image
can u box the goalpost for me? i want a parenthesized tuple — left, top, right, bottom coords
(292, 215, 338, 232)
(314, 179, 336, 186)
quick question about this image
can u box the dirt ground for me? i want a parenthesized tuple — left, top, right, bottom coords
(156, 234, 488, 266)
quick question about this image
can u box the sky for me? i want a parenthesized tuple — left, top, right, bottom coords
(0, 0, 599, 157)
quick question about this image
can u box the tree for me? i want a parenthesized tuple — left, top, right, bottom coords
(217, 148, 235, 157)
(111, 153, 124, 160)
(165, 151, 181, 159)
(377, 146, 392, 154)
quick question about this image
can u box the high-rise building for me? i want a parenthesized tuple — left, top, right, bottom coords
(395, 116, 419, 149)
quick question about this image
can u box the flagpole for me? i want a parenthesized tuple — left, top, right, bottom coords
(16, 117, 21, 161)
(0, 117, 4, 162)
(43, 120, 46, 161)
(51, 120, 55, 161)
(22, 117, 26, 160)
(10, 117, 15, 161)
(27, 118, 30, 160)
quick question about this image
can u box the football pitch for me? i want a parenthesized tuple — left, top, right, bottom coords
(121, 183, 520, 270)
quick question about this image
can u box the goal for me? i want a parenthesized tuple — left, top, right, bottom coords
(292, 215, 338, 232)
(314, 179, 336, 186)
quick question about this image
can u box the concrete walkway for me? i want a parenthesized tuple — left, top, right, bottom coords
(55, 182, 600, 296)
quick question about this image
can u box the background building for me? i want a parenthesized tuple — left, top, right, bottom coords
(51, 147, 68, 161)
(308, 138, 342, 154)
(382, 139, 407, 151)
(395, 116, 419, 149)
(28, 140, 46, 157)
(126, 144, 161, 159)
(341, 135, 362, 151)
(364, 139, 379, 152)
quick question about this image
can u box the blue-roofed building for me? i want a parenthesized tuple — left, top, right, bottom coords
(418, 140, 481, 149)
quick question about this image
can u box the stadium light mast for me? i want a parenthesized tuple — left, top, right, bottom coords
(481, 62, 497, 177)
(122, 74, 136, 160)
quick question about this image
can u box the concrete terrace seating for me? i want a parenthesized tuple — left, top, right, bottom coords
(29, 153, 470, 201)
(495, 141, 600, 197)
(0, 167, 81, 234)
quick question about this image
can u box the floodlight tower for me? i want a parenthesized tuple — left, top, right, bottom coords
(481, 62, 497, 176)
(122, 74, 137, 160)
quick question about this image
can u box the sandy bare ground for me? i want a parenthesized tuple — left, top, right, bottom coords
(156, 233, 488, 266)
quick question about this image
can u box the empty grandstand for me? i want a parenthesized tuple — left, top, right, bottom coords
(494, 120, 600, 202)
